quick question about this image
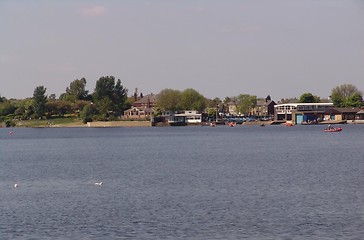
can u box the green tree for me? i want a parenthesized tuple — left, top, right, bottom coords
(93, 76, 128, 115)
(299, 93, 320, 103)
(206, 97, 222, 108)
(71, 100, 89, 115)
(80, 103, 98, 123)
(112, 78, 128, 113)
(179, 88, 206, 112)
(343, 93, 363, 107)
(331, 84, 363, 107)
(60, 78, 89, 102)
(46, 100, 72, 116)
(205, 97, 222, 120)
(156, 88, 182, 111)
(0, 101, 16, 117)
(32, 86, 47, 118)
(223, 97, 231, 104)
(236, 94, 257, 115)
(14, 99, 33, 120)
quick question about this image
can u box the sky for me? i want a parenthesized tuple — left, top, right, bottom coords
(1, 0, 364, 101)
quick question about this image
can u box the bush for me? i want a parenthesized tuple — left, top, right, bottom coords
(5, 120, 16, 127)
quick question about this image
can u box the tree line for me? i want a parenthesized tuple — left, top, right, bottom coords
(0, 76, 129, 125)
(0, 78, 363, 126)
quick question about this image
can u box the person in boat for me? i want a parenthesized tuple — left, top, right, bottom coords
(328, 124, 331, 129)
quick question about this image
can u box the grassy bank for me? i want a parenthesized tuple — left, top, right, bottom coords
(13, 117, 85, 128)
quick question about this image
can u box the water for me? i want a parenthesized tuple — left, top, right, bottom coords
(1, 125, 364, 239)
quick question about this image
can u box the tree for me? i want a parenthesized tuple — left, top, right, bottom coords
(179, 88, 206, 112)
(60, 78, 89, 102)
(156, 89, 182, 111)
(112, 78, 128, 113)
(32, 86, 47, 118)
(343, 93, 363, 107)
(236, 94, 257, 115)
(279, 97, 298, 104)
(0, 94, 5, 103)
(299, 93, 320, 103)
(80, 103, 98, 123)
(71, 100, 89, 115)
(0, 101, 16, 116)
(331, 84, 363, 107)
(46, 100, 71, 116)
(206, 97, 222, 108)
(93, 76, 128, 115)
(14, 99, 33, 120)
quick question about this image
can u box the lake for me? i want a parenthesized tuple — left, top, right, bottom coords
(1, 124, 364, 239)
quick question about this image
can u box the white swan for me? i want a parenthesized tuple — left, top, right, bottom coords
(14, 183, 18, 188)
(94, 182, 103, 186)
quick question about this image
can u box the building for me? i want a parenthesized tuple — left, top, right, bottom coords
(324, 107, 362, 122)
(250, 100, 276, 117)
(354, 109, 364, 124)
(274, 103, 334, 124)
(123, 93, 158, 120)
(356, 109, 364, 120)
(164, 110, 203, 125)
(132, 93, 158, 109)
(227, 100, 238, 116)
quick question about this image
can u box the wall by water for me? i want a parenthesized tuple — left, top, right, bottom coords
(87, 121, 151, 127)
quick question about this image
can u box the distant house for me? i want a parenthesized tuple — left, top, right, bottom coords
(227, 101, 238, 116)
(132, 93, 158, 109)
(123, 93, 158, 120)
(250, 100, 276, 117)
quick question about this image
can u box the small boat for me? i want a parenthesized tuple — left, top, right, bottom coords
(324, 127, 342, 132)
(228, 122, 237, 127)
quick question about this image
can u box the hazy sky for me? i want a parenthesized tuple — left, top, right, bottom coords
(1, 0, 364, 100)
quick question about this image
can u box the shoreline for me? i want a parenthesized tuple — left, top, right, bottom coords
(4, 119, 364, 128)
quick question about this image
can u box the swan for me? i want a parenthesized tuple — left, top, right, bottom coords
(94, 182, 103, 186)
(14, 184, 18, 188)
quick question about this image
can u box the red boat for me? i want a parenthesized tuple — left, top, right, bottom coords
(324, 127, 342, 132)
(228, 122, 237, 127)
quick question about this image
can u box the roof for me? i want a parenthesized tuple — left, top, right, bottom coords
(332, 107, 362, 113)
(275, 102, 333, 108)
(256, 100, 275, 106)
(134, 94, 158, 104)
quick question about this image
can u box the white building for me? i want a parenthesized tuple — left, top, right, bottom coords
(165, 110, 202, 125)
(274, 103, 334, 123)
